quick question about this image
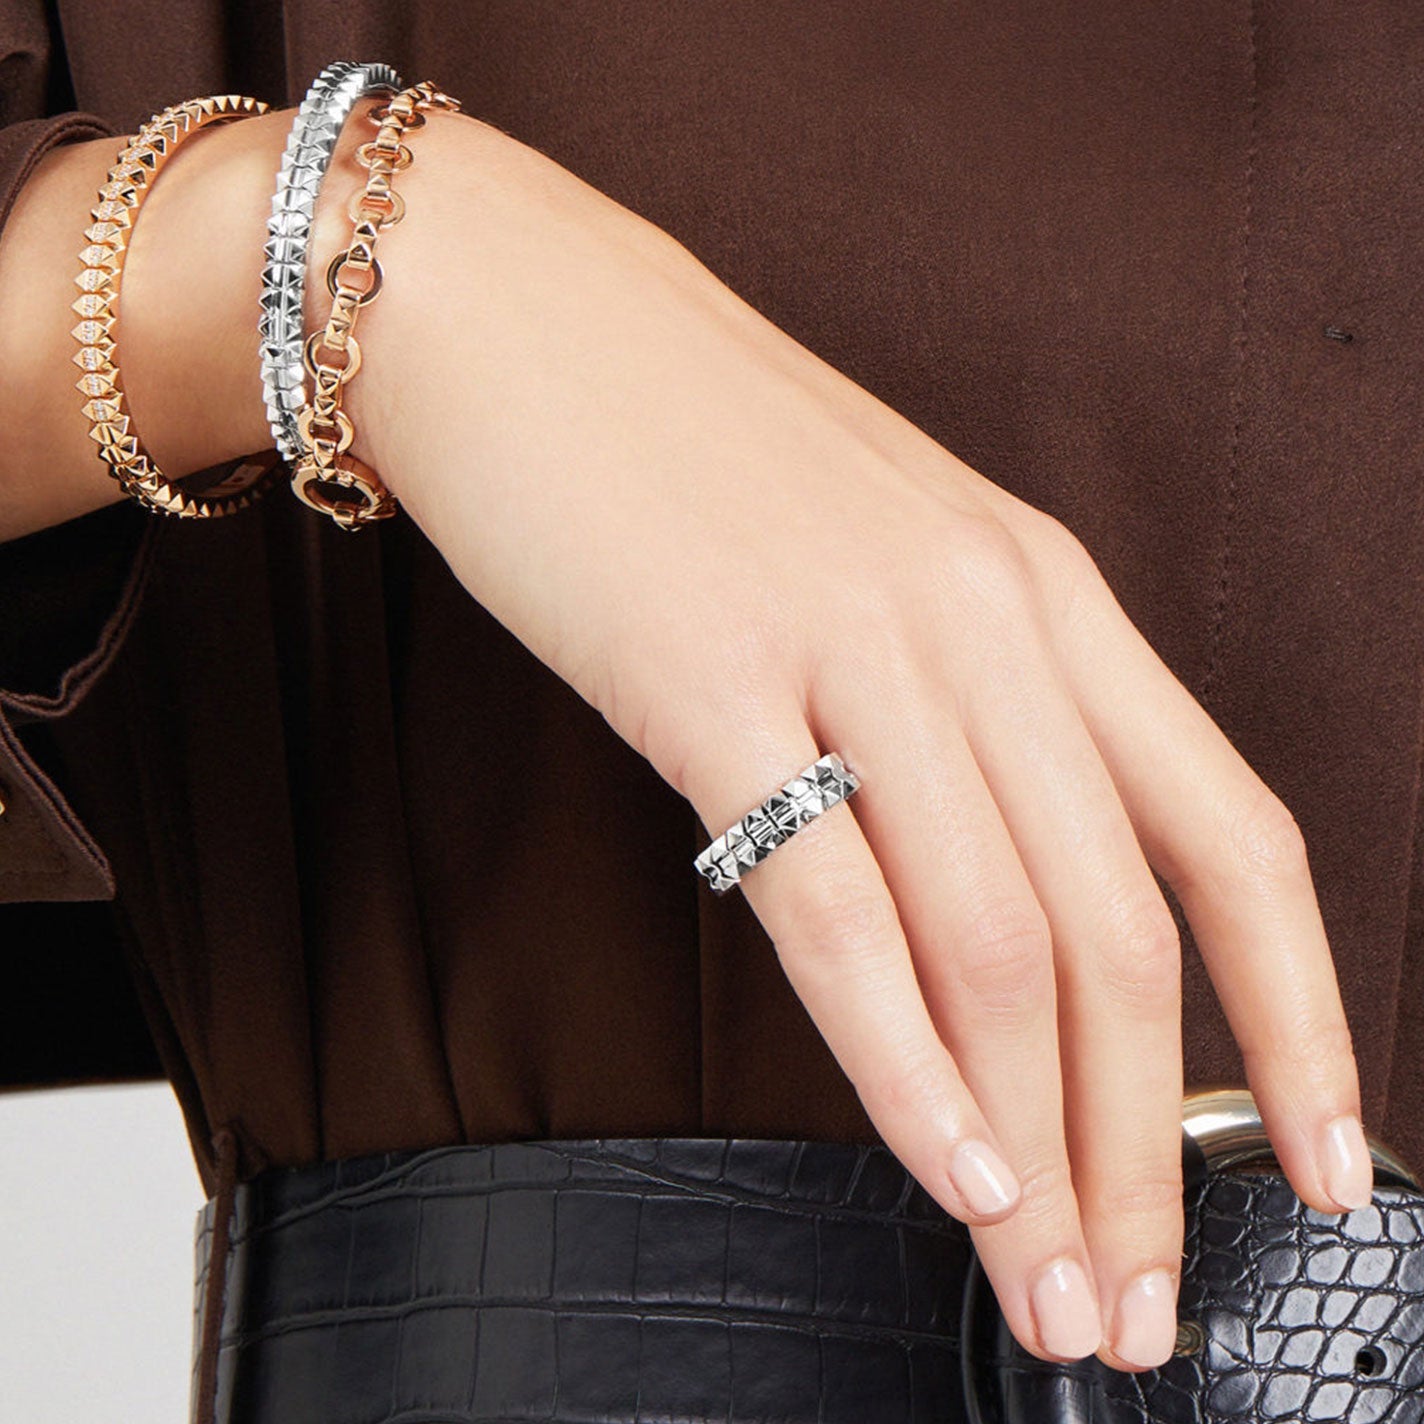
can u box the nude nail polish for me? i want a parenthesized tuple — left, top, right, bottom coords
(1029, 1257, 1101, 1359)
(948, 1138, 1020, 1217)
(1322, 1113, 1373, 1211)
(1112, 1268, 1177, 1369)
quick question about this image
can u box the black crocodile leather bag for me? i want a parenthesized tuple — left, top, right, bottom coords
(188, 1089, 1424, 1424)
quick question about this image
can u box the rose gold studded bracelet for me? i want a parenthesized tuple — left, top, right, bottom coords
(74, 95, 285, 518)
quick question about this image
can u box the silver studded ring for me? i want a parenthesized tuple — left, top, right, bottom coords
(693, 753, 862, 895)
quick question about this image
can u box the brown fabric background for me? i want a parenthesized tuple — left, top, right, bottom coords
(2, 0, 1423, 1195)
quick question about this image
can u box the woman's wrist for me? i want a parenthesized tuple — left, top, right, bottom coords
(0, 84, 681, 544)
(0, 94, 480, 542)
(120, 94, 501, 500)
(0, 113, 276, 538)
(334, 100, 716, 534)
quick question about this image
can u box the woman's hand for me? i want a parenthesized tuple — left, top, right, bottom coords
(348, 110, 1371, 1371)
(0, 99, 1369, 1373)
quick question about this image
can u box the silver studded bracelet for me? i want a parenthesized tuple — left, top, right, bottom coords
(258, 61, 403, 466)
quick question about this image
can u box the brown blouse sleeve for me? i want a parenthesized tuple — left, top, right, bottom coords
(0, 66, 165, 902)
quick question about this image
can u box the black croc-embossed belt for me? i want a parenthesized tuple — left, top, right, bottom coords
(188, 1089, 1424, 1424)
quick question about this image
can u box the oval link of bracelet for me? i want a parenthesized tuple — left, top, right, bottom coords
(349, 186, 406, 228)
(369, 104, 427, 130)
(303, 329, 362, 382)
(298, 404, 356, 455)
(356, 139, 413, 171)
(291, 453, 396, 530)
(326, 249, 384, 305)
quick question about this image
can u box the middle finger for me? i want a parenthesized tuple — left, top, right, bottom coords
(955, 626, 1187, 1372)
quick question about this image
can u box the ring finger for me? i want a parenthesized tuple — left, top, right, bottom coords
(809, 656, 1107, 1364)
(678, 700, 1029, 1237)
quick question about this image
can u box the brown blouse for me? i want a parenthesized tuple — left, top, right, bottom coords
(3, 0, 1424, 1197)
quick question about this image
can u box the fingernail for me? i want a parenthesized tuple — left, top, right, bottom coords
(1112, 1268, 1178, 1369)
(949, 1138, 1021, 1217)
(1322, 1113, 1373, 1211)
(1030, 1257, 1101, 1359)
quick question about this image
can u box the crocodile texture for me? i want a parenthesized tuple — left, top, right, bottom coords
(964, 1165, 1424, 1424)
(190, 1137, 1424, 1423)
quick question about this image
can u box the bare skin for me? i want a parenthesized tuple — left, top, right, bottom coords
(0, 98, 1373, 1371)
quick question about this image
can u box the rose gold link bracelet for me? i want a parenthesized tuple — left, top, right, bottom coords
(291, 79, 462, 530)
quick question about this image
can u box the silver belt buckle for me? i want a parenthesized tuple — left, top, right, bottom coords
(1182, 1085, 1419, 1190)
(961, 1085, 1422, 1423)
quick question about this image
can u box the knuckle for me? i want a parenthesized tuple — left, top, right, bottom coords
(779, 879, 903, 972)
(866, 1050, 957, 1123)
(1107, 1169, 1186, 1222)
(1008, 1150, 1078, 1218)
(940, 511, 1036, 614)
(1242, 1013, 1356, 1083)
(1094, 900, 1182, 1010)
(1224, 783, 1311, 886)
(1013, 505, 1105, 616)
(1022, 505, 1098, 580)
(949, 903, 1055, 1021)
